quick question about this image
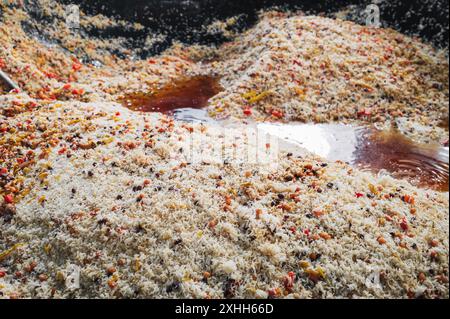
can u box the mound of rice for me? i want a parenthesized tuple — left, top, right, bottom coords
(0, 3, 448, 299)
(206, 12, 449, 144)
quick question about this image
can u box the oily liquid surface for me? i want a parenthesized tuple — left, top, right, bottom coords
(258, 123, 449, 192)
(353, 129, 449, 192)
(119, 78, 448, 192)
(119, 76, 222, 114)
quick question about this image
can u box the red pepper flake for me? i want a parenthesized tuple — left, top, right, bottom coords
(184, 125, 194, 133)
(283, 271, 296, 291)
(108, 279, 117, 289)
(268, 288, 279, 298)
(106, 267, 116, 275)
(355, 192, 364, 198)
(418, 272, 426, 283)
(271, 110, 284, 119)
(400, 217, 409, 231)
(278, 203, 292, 212)
(72, 62, 82, 71)
(27, 101, 38, 109)
(377, 236, 387, 245)
(303, 229, 310, 236)
(0, 270, 6, 278)
(357, 108, 372, 117)
(143, 179, 151, 186)
(4, 194, 14, 204)
(68, 74, 76, 82)
(58, 147, 67, 155)
(243, 108, 252, 116)
(402, 195, 415, 205)
(0, 167, 8, 175)
(430, 251, 439, 260)
(44, 72, 57, 79)
(71, 88, 85, 95)
(63, 83, 72, 90)
(313, 210, 324, 218)
(319, 232, 332, 240)
(429, 239, 439, 247)
(208, 219, 218, 229)
(24, 261, 37, 273)
(255, 209, 262, 220)
(436, 275, 449, 284)
(0, 58, 6, 69)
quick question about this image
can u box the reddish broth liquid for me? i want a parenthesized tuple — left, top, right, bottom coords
(119, 76, 222, 114)
(260, 123, 449, 192)
(354, 129, 449, 192)
(119, 78, 448, 192)
(439, 115, 449, 130)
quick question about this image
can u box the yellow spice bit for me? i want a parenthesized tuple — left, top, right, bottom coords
(161, 232, 171, 240)
(134, 259, 141, 272)
(242, 90, 258, 99)
(299, 260, 310, 269)
(0, 243, 25, 262)
(21, 188, 31, 197)
(44, 244, 52, 255)
(102, 137, 114, 145)
(246, 91, 272, 104)
(67, 119, 81, 125)
(56, 271, 65, 282)
(295, 87, 306, 98)
(305, 267, 326, 280)
(369, 183, 379, 195)
(26, 195, 37, 204)
(183, 273, 192, 282)
(317, 267, 326, 279)
(246, 287, 256, 294)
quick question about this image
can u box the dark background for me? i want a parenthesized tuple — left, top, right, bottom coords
(62, 1, 448, 43)
(25, 0, 450, 57)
